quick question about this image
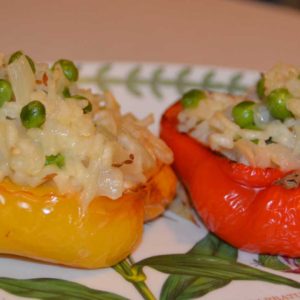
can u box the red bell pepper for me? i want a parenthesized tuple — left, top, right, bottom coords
(160, 101, 300, 257)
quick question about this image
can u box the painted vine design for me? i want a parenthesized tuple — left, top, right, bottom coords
(80, 64, 248, 98)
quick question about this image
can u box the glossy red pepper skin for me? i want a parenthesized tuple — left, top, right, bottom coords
(161, 101, 300, 257)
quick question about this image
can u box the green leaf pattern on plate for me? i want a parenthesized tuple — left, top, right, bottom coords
(80, 64, 247, 99)
(160, 234, 237, 300)
(0, 277, 128, 300)
(258, 254, 291, 271)
(135, 253, 300, 288)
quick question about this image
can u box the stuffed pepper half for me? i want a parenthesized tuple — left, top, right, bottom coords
(0, 51, 176, 268)
(161, 64, 300, 257)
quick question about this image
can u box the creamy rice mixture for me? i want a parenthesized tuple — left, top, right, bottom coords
(0, 52, 173, 205)
(178, 64, 300, 171)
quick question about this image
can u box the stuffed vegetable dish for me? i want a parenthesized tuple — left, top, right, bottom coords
(0, 51, 176, 268)
(161, 63, 300, 257)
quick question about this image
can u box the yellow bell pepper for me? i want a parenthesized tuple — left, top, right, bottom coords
(0, 164, 176, 269)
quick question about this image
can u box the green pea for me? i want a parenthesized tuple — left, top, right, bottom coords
(45, 153, 65, 168)
(232, 100, 256, 129)
(266, 88, 292, 121)
(73, 95, 92, 114)
(256, 75, 265, 99)
(8, 51, 36, 73)
(0, 79, 13, 107)
(20, 101, 46, 128)
(181, 89, 206, 109)
(53, 59, 78, 82)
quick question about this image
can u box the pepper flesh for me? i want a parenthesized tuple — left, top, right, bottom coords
(0, 164, 176, 268)
(160, 101, 300, 257)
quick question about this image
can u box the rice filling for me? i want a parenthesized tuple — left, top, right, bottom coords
(0, 52, 173, 206)
(178, 64, 300, 172)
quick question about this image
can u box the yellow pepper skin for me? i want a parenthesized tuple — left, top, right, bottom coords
(144, 163, 177, 222)
(0, 180, 144, 268)
(0, 164, 176, 269)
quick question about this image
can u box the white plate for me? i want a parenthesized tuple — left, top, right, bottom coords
(0, 62, 299, 300)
